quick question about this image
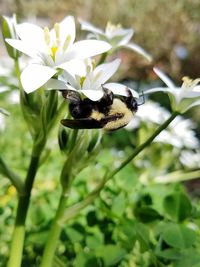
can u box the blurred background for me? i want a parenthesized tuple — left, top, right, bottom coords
(1, 0, 200, 81)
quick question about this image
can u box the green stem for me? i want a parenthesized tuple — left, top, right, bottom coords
(107, 111, 179, 180)
(69, 129, 78, 152)
(154, 169, 200, 184)
(60, 112, 179, 223)
(40, 192, 68, 267)
(7, 149, 42, 267)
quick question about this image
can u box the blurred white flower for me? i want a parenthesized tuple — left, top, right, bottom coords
(126, 100, 199, 149)
(126, 100, 170, 129)
(6, 16, 111, 93)
(180, 150, 200, 169)
(46, 58, 139, 101)
(79, 20, 152, 62)
(7, 90, 20, 104)
(145, 67, 200, 113)
(155, 117, 199, 149)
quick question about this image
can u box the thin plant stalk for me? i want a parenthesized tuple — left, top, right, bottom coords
(7, 60, 45, 267)
(40, 192, 68, 267)
(7, 149, 42, 267)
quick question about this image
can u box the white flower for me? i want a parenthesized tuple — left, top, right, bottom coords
(126, 100, 199, 149)
(46, 58, 139, 101)
(155, 117, 199, 149)
(126, 100, 170, 130)
(145, 67, 200, 113)
(7, 90, 20, 104)
(180, 150, 200, 169)
(6, 16, 111, 93)
(79, 20, 152, 62)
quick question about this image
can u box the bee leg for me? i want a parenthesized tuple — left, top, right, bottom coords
(61, 90, 81, 104)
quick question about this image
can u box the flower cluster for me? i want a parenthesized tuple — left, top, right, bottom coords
(5, 16, 145, 100)
(3, 15, 200, 117)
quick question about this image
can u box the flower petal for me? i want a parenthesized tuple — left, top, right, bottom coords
(185, 100, 200, 112)
(67, 40, 111, 60)
(144, 87, 174, 95)
(93, 58, 121, 86)
(5, 39, 38, 58)
(21, 64, 57, 93)
(82, 59, 121, 90)
(52, 16, 76, 48)
(44, 78, 67, 90)
(125, 43, 152, 62)
(153, 67, 176, 88)
(58, 59, 87, 77)
(103, 83, 139, 98)
(60, 70, 80, 89)
(79, 19, 103, 35)
(16, 23, 47, 53)
(80, 89, 104, 101)
(16, 22, 44, 43)
(109, 29, 133, 45)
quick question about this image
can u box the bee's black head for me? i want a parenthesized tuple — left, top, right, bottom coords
(126, 97, 138, 112)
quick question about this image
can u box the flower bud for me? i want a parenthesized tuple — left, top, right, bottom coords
(2, 15, 19, 59)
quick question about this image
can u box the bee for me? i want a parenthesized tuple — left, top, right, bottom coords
(61, 87, 142, 131)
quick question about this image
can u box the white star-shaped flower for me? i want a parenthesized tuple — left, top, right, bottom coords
(79, 19, 152, 62)
(145, 67, 200, 113)
(6, 16, 111, 93)
(46, 58, 139, 100)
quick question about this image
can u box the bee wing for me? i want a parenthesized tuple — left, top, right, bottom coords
(61, 113, 123, 129)
(61, 118, 105, 129)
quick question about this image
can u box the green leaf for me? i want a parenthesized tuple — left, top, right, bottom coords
(86, 235, 103, 250)
(66, 226, 85, 243)
(156, 248, 182, 260)
(135, 222, 150, 252)
(111, 192, 126, 216)
(162, 224, 196, 249)
(134, 206, 163, 223)
(163, 192, 192, 222)
(96, 245, 126, 266)
(174, 248, 200, 267)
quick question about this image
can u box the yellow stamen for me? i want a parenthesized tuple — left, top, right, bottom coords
(51, 45, 58, 61)
(182, 76, 200, 89)
(106, 21, 122, 33)
(80, 76, 86, 87)
(54, 23, 60, 40)
(91, 59, 96, 70)
(44, 26, 50, 45)
(63, 35, 71, 51)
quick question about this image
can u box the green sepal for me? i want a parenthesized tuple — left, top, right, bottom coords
(0, 156, 24, 194)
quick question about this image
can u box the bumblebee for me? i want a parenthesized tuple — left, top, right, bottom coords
(61, 88, 140, 131)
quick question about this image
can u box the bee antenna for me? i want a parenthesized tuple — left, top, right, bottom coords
(137, 91, 145, 106)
